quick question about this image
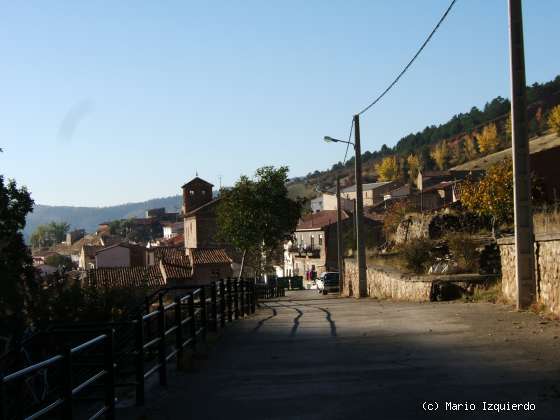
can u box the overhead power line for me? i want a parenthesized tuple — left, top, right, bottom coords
(342, 119, 354, 164)
(356, 0, 458, 116)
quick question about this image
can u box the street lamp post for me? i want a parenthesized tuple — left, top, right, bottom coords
(324, 114, 367, 297)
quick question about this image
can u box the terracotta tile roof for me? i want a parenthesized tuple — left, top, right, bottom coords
(84, 266, 165, 289)
(341, 181, 393, 193)
(82, 245, 105, 258)
(99, 234, 124, 246)
(151, 246, 191, 267)
(189, 248, 232, 265)
(160, 260, 193, 280)
(94, 242, 144, 255)
(160, 233, 184, 247)
(422, 181, 455, 193)
(181, 176, 214, 189)
(296, 210, 349, 230)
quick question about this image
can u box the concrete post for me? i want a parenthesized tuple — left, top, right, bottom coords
(353, 114, 367, 297)
(508, 0, 536, 309)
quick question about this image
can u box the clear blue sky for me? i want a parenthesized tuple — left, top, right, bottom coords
(1, 0, 559, 206)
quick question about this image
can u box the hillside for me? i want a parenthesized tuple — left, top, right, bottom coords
(290, 75, 560, 197)
(24, 195, 182, 239)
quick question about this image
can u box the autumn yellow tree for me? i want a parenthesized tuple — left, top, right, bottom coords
(375, 156, 399, 181)
(461, 159, 513, 235)
(477, 123, 499, 154)
(406, 154, 421, 182)
(547, 105, 560, 136)
(464, 134, 478, 160)
(430, 141, 450, 170)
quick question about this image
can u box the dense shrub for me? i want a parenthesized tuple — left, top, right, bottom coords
(400, 238, 432, 274)
(446, 233, 479, 272)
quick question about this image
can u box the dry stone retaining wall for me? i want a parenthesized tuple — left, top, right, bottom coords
(498, 234, 560, 316)
(343, 259, 433, 302)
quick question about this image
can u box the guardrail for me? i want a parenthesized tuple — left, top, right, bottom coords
(0, 278, 283, 418)
(0, 332, 115, 420)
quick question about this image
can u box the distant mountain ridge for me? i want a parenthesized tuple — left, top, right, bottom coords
(24, 195, 183, 240)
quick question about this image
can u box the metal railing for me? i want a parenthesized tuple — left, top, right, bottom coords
(0, 332, 115, 420)
(0, 278, 282, 418)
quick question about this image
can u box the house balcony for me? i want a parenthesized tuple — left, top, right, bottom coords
(289, 247, 321, 259)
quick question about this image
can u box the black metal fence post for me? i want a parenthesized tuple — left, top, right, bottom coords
(251, 282, 256, 313)
(240, 280, 245, 317)
(219, 280, 226, 328)
(104, 330, 116, 420)
(0, 374, 6, 420)
(61, 346, 73, 420)
(188, 293, 196, 351)
(15, 351, 24, 420)
(134, 315, 145, 406)
(157, 294, 168, 386)
(175, 296, 184, 369)
(200, 286, 208, 340)
(211, 281, 218, 331)
(226, 278, 233, 323)
(233, 279, 239, 320)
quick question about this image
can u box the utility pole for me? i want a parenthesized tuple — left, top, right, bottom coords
(509, 0, 535, 309)
(336, 177, 344, 294)
(353, 114, 367, 297)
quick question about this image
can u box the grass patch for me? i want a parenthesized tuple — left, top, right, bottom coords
(464, 281, 503, 303)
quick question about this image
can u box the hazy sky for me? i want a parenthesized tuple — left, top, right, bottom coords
(1, 1, 559, 207)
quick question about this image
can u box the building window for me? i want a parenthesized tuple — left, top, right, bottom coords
(319, 234, 323, 246)
(189, 190, 195, 196)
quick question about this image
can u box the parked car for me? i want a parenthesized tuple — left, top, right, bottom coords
(316, 272, 340, 294)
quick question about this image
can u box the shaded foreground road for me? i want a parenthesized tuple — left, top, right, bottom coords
(119, 291, 560, 420)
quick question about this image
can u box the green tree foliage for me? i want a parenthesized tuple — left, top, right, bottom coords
(0, 176, 35, 338)
(375, 156, 399, 181)
(109, 218, 160, 243)
(44, 253, 73, 269)
(30, 221, 70, 248)
(29, 282, 149, 329)
(217, 166, 302, 277)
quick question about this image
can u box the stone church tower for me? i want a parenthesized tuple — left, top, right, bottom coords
(181, 177, 213, 215)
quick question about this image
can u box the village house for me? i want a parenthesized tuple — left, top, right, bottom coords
(79, 245, 104, 269)
(65, 229, 85, 245)
(162, 221, 183, 239)
(310, 192, 355, 213)
(341, 181, 401, 207)
(284, 210, 382, 281)
(416, 169, 485, 211)
(95, 242, 146, 268)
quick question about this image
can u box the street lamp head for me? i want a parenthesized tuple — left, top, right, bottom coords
(323, 136, 337, 143)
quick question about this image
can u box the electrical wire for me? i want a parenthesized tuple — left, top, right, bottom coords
(342, 119, 354, 164)
(356, 0, 457, 116)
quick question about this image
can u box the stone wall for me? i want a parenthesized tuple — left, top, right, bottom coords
(498, 233, 560, 316)
(395, 213, 432, 244)
(343, 258, 496, 302)
(343, 259, 432, 302)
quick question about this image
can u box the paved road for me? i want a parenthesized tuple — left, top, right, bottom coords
(119, 291, 560, 420)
